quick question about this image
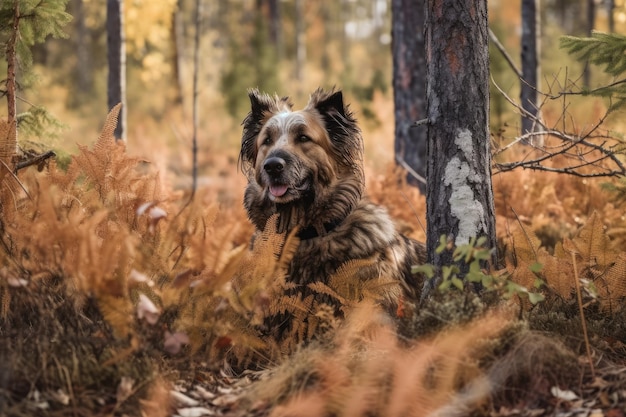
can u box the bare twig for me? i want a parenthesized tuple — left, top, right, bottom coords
(395, 155, 427, 185)
(15, 150, 56, 172)
(0, 158, 31, 200)
(491, 76, 626, 178)
(190, 0, 202, 203)
(571, 252, 596, 379)
(489, 28, 522, 79)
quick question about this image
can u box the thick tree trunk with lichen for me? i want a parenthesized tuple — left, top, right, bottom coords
(424, 0, 497, 292)
(392, 0, 427, 192)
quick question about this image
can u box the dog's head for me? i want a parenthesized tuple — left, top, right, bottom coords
(240, 88, 364, 215)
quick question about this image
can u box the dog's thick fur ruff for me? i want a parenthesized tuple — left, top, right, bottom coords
(240, 88, 425, 334)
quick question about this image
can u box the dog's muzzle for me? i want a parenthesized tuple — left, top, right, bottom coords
(262, 152, 290, 198)
(263, 156, 288, 197)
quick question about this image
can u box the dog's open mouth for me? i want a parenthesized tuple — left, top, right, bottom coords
(266, 177, 310, 202)
(269, 184, 289, 198)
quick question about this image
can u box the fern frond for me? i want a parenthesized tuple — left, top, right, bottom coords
(98, 103, 123, 144)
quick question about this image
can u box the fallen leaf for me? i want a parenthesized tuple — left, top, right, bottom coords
(550, 386, 578, 401)
(171, 390, 199, 407)
(129, 269, 154, 287)
(137, 293, 160, 325)
(164, 331, 190, 355)
(177, 407, 215, 417)
(116, 376, 134, 403)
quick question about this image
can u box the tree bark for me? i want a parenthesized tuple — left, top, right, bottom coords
(172, 0, 185, 107)
(74, 0, 91, 97)
(294, 0, 306, 87)
(521, 0, 541, 143)
(424, 0, 497, 291)
(268, 0, 282, 60)
(106, 0, 126, 141)
(392, 0, 427, 192)
(607, 0, 615, 33)
(2, 0, 19, 171)
(583, 0, 595, 88)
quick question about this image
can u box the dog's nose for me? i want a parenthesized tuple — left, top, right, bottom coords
(264, 157, 285, 176)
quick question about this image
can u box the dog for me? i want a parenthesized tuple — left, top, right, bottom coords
(239, 88, 426, 338)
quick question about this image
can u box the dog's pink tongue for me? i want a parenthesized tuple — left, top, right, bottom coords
(270, 185, 288, 197)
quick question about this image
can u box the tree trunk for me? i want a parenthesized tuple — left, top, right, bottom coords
(106, 0, 126, 141)
(607, 0, 615, 33)
(1, 0, 19, 172)
(74, 0, 91, 98)
(294, 0, 306, 88)
(520, 0, 541, 144)
(583, 0, 595, 88)
(392, 0, 427, 192)
(424, 0, 497, 292)
(172, 0, 185, 107)
(268, 0, 282, 60)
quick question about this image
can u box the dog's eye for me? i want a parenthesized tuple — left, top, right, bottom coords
(298, 134, 311, 143)
(262, 136, 272, 146)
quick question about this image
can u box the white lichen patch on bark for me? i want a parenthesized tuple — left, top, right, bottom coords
(455, 128, 475, 162)
(444, 129, 486, 246)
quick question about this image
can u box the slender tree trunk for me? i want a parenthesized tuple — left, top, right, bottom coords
(172, 0, 185, 107)
(268, 0, 282, 60)
(2, 0, 19, 171)
(520, 0, 541, 144)
(583, 0, 595, 88)
(424, 0, 496, 294)
(107, 0, 126, 141)
(190, 0, 202, 201)
(392, 0, 427, 192)
(294, 0, 306, 88)
(74, 0, 91, 96)
(607, 0, 615, 33)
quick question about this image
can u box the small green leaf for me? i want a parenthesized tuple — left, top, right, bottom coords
(474, 248, 492, 261)
(451, 277, 464, 290)
(412, 264, 435, 279)
(442, 265, 454, 281)
(436, 235, 448, 253)
(527, 292, 545, 305)
(529, 262, 543, 273)
(481, 274, 494, 287)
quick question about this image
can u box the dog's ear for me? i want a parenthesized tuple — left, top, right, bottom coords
(307, 89, 363, 171)
(309, 89, 347, 118)
(240, 89, 289, 169)
(248, 88, 273, 121)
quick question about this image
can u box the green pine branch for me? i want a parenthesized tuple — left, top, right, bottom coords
(560, 31, 626, 111)
(0, 0, 71, 69)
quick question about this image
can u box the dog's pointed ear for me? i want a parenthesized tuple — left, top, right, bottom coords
(307, 88, 363, 176)
(248, 88, 271, 119)
(308, 89, 347, 117)
(240, 89, 271, 169)
(240, 89, 292, 170)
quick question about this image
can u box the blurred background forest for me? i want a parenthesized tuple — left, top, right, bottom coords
(2, 0, 624, 192)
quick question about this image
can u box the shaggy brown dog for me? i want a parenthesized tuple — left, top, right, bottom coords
(240, 88, 425, 336)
